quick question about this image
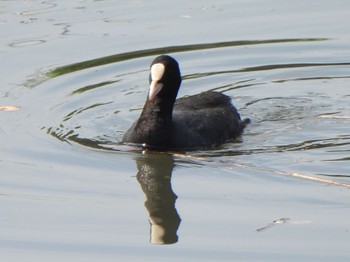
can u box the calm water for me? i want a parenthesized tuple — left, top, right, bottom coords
(1, 1, 350, 261)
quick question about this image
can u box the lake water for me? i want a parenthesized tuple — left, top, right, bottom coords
(1, 1, 349, 261)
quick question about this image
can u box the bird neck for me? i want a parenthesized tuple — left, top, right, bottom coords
(139, 97, 174, 127)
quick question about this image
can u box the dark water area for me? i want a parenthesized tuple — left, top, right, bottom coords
(1, 1, 350, 261)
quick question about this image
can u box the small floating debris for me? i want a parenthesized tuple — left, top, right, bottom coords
(318, 115, 350, 119)
(256, 218, 290, 232)
(0, 106, 20, 111)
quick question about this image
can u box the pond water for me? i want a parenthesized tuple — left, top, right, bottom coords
(1, 1, 350, 261)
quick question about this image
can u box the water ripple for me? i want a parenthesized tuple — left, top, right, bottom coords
(20, 37, 350, 181)
(46, 38, 329, 78)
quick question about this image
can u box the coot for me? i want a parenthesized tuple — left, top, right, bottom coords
(122, 55, 250, 150)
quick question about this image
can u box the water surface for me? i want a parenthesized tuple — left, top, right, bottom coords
(1, 1, 350, 261)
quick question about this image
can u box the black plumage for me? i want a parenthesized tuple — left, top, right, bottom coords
(122, 55, 250, 150)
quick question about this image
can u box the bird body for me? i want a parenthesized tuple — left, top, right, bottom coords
(122, 55, 249, 151)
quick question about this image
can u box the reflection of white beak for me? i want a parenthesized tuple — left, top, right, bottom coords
(149, 216, 167, 245)
(148, 81, 163, 101)
(150, 223, 166, 244)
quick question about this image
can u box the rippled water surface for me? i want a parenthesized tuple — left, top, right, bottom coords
(1, 1, 350, 261)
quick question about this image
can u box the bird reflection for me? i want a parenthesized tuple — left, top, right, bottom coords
(136, 152, 181, 245)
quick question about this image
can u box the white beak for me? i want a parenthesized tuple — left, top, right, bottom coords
(149, 80, 163, 101)
(148, 63, 165, 101)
